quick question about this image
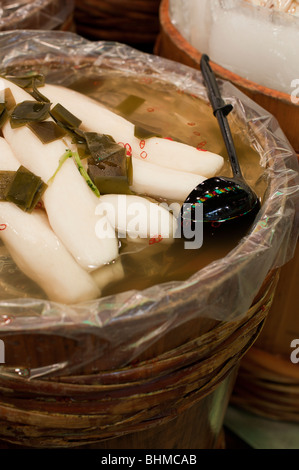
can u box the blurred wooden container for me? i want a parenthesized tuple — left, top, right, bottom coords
(0, 0, 75, 32)
(74, 0, 161, 51)
(231, 241, 299, 422)
(155, 0, 299, 154)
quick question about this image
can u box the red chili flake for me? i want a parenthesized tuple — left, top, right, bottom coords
(34, 201, 44, 210)
(147, 107, 155, 113)
(187, 122, 196, 127)
(139, 140, 145, 150)
(149, 234, 163, 245)
(0, 224, 7, 231)
(193, 131, 201, 136)
(118, 142, 125, 148)
(124, 143, 132, 156)
(196, 141, 207, 151)
(164, 137, 173, 141)
(140, 151, 147, 159)
(140, 77, 153, 85)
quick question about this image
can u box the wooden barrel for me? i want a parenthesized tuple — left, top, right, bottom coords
(74, 0, 161, 51)
(155, 0, 299, 154)
(0, 0, 75, 32)
(0, 41, 295, 449)
(0, 270, 277, 448)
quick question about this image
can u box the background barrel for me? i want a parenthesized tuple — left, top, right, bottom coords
(155, 0, 299, 155)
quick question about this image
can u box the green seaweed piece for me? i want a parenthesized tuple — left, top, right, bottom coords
(10, 100, 51, 128)
(85, 132, 125, 163)
(27, 120, 67, 144)
(134, 125, 161, 140)
(126, 155, 133, 187)
(50, 103, 82, 129)
(3, 72, 45, 90)
(87, 152, 133, 195)
(86, 131, 133, 195)
(69, 128, 89, 159)
(0, 104, 8, 129)
(116, 95, 145, 116)
(3, 72, 50, 103)
(0, 88, 17, 128)
(30, 78, 51, 103)
(0, 87, 16, 111)
(4, 166, 47, 212)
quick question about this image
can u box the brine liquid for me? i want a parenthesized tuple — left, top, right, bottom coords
(0, 69, 267, 301)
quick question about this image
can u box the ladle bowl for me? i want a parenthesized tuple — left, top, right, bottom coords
(182, 176, 261, 237)
(181, 55, 261, 237)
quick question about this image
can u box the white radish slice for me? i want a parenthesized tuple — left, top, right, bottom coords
(0, 137, 20, 170)
(95, 194, 178, 242)
(91, 258, 125, 291)
(133, 137, 224, 178)
(0, 78, 119, 270)
(0, 137, 100, 304)
(130, 158, 206, 202)
(40, 84, 224, 177)
(0, 205, 101, 304)
(43, 157, 118, 269)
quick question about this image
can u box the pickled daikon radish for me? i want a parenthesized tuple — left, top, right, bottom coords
(40, 84, 224, 178)
(0, 77, 119, 271)
(95, 194, 178, 241)
(0, 137, 100, 304)
(0, 74, 226, 304)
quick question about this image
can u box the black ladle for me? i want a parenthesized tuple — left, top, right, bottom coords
(181, 54, 261, 236)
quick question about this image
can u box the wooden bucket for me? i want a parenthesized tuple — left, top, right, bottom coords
(0, 270, 278, 448)
(74, 0, 161, 51)
(0, 41, 295, 449)
(0, 0, 75, 32)
(155, 0, 299, 154)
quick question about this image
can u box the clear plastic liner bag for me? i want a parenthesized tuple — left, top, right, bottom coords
(0, 0, 74, 31)
(169, 0, 299, 94)
(0, 30, 298, 378)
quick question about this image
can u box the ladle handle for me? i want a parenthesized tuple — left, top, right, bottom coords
(200, 54, 243, 179)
